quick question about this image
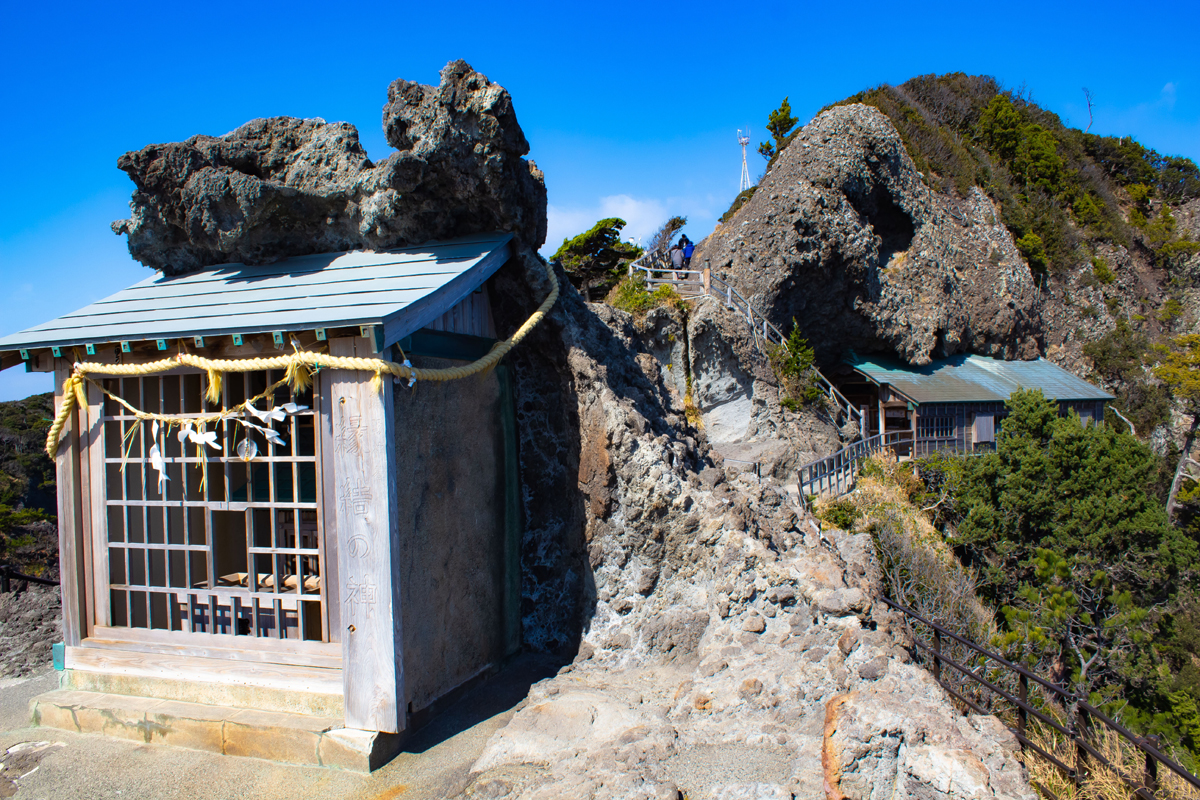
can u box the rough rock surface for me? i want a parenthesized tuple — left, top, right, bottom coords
(476, 244, 1034, 798)
(694, 104, 1042, 366)
(112, 60, 546, 274)
(0, 583, 60, 679)
(452, 466, 1033, 799)
(688, 297, 842, 477)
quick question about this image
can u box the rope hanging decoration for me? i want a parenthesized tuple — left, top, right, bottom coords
(45, 260, 559, 459)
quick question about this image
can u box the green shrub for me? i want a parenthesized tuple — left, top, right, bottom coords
(979, 95, 1022, 159)
(606, 274, 686, 317)
(1092, 256, 1116, 284)
(1017, 232, 1048, 273)
(858, 459, 885, 479)
(1158, 297, 1184, 323)
(768, 322, 824, 408)
(1074, 193, 1105, 228)
(1145, 205, 1178, 250)
(1013, 124, 1063, 193)
(1128, 182, 1154, 209)
(820, 498, 861, 530)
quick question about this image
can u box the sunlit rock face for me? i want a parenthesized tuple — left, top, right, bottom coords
(696, 104, 1042, 366)
(112, 60, 546, 275)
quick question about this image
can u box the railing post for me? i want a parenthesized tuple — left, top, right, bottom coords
(933, 628, 942, 682)
(1143, 735, 1160, 795)
(726, 285, 732, 305)
(1074, 701, 1089, 788)
(703, 262, 711, 296)
(1017, 673, 1028, 744)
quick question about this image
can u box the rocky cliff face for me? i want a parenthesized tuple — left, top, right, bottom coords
(478, 247, 1034, 799)
(112, 60, 546, 274)
(687, 299, 843, 476)
(695, 105, 1043, 366)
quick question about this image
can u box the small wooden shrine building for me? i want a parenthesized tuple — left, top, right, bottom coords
(0, 233, 532, 770)
(833, 353, 1114, 455)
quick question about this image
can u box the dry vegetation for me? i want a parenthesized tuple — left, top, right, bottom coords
(1025, 719, 1200, 800)
(816, 453, 1200, 800)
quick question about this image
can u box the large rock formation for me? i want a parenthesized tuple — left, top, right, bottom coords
(97, 64, 1037, 797)
(695, 105, 1043, 366)
(480, 247, 1035, 799)
(688, 298, 843, 476)
(112, 60, 546, 274)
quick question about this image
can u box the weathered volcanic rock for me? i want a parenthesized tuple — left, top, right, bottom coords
(112, 60, 547, 274)
(694, 104, 1042, 366)
(477, 251, 1034, 799)
(687, 297, 842, 476)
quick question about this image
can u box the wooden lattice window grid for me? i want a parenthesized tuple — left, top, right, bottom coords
(917, 415, 955, 439)
(100, 370, 327, 642)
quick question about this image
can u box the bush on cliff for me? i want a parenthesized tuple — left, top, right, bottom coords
(917, 389, 1200, 764)
(768, 323, 823, 411)
(553, 217, 643, 302)
(606, 274, 686, 317)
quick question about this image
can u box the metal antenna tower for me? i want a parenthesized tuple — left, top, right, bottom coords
(737, 128, 752, 192)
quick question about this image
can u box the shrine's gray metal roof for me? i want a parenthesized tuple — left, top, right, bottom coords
(0, 233, 512, 353)
(848, 353, 1113, 404)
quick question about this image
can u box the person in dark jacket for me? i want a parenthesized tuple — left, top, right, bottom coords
(681, 235, 695, 268)
(669, 243, 685, 275)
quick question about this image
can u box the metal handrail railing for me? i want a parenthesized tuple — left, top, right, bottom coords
(627, 253, 864, 431)
(881, 596, 1200, 799)
(0, 564, 59, 592)
(795, 430, 912, 506)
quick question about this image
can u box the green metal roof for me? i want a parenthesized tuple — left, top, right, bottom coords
(848, 353, 1113, 404)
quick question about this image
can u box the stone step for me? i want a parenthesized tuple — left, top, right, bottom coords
(29, 689, 395, 772)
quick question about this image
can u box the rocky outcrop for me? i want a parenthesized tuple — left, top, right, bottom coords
(112, 60, 546, 274)
(477, 247, 1034, 799)
(688, 298, 842, 477)
(694, 104, 1042, 366)
(96, 64, 1037, 797)
(454, 461, 1034, 799)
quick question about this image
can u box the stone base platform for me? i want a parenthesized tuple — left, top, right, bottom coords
(29, 689, 400, 772)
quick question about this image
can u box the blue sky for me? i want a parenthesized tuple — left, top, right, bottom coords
(2, 0, 1197, 400)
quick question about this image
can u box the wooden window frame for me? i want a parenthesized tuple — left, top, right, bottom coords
(71, 360, 341, 665)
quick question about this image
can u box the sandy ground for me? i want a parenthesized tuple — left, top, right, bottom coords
(0, 655, 561, 800)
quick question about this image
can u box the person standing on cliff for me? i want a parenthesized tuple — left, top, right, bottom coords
(670, 243, 684, 276)
(681, 235, 695, 269)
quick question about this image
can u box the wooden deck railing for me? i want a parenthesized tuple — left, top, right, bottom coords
(882, 597, 1200, 800)
(795, 430, 913, 507)
(628, 252, 864, 432)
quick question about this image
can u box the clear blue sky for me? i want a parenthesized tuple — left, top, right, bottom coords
(2, 0, 1197, 400)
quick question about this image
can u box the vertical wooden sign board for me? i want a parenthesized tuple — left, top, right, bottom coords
(327, 339, 404, 733)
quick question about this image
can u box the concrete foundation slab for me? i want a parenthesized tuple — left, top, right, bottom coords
(29, 689, 391, 772)
(61, 667, 343, 717)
